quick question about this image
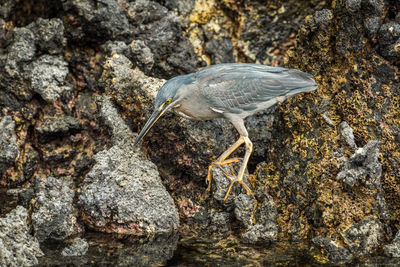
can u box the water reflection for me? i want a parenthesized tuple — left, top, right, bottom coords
(38, 233, 179, 266)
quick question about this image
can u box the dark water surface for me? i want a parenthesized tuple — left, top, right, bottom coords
(1, 190, 400, 266)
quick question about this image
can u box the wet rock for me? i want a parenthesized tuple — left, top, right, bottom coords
(0, 116, 18, 176)
(79, 97, 179, 238)
(343, 216, 383, 256)
(116, 235, 178, 266)
(61, 237, 89, 257)
(31, 176, 80, 242)
(384, 231, 400, 258)
(337, 140, 381, 188)
(29, 55, 72, 102)
(62, 0, 130, 42)
(312, 236, 353, 262)
(27, 18, 66, 55)
(0, 206, 44, 267)
(35, 115, 82, 143)
(241, 222, 278, 245)
(338, 121, 357, 150)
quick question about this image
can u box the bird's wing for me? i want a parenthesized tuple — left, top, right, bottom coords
(200, 67, 317, 112)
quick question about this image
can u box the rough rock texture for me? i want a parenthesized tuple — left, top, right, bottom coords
(61, 237, 89, 257)
(234, 186, 278, 244)
(337, 140, 382, 188)
(29, 54, 71, 102)
(79, 97, 179, 237)
(0, 206, 44, 267)
(31, 176, 80, 242)
(312, 236, 353, 262)
(0, 0, 400, 264)
(343, 216, 384, 256)
(384, 231, 400, 258)
(0, 116, 18, 176)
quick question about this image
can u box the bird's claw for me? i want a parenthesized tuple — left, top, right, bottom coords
(207, 160, 252, 200)
(223, 177, 252, 201)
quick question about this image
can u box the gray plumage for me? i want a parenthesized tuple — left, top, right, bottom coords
(134, 63, 317, 200)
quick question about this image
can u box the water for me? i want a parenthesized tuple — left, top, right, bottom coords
(1, 190, 400, 266)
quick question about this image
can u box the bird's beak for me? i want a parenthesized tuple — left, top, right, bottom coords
(133, 104, 168, 146)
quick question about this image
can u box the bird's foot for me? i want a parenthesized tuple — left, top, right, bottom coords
(206, 158, 241, 191)
(223, 175, 252, 201)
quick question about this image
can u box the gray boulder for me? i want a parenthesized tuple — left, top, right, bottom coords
(29, 55, 72, 103)
(0, 206, 43, 267)
(31, 176, 80, 242)
(79, 97, 179, 238)
(0, 116, 18, 175)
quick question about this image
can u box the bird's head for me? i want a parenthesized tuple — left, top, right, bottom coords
(133, 74, 194, 146)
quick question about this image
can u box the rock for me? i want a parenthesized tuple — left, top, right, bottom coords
(378, 22, 400, 64)
(209, 210, 230, 233)
(0, 206, 44, 267)
(312, 236, 353, 262)
(338, 121, 357, 150)
(62, 0, 130, 42)
(234, 193, 255, 228)
(29, 55, 72, 102)
(79, 97, 179, 238)
(27, 18, 66, 55)
(204, 37, 234, 65)
(384, 231, 400, 258)
(35, 115, 82, 143)
(1, 26, 36, 101)
(127, 0, 198, 77)
(241, 222, 278, 245)
(0, 0, 16, 19)
(31, 176, 80, 242)
(0, 116, 18, 176)
(130, 39, 155, 72)
(235, 189, 278, 244)
(343, 216, 383, 256)
(116, 235, 178, 266)
(102, 40, 130, 56)
(210, 164, 250, 203)
(61, 237, 89, 257)
(337, 140, 381, 188)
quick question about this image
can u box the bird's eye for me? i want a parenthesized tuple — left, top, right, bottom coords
(165, 99, 171, 104)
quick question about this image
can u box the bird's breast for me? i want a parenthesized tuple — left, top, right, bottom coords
(172, 96, 222, 120)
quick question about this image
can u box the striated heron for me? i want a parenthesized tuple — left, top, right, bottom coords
(134, 63, 317, 200)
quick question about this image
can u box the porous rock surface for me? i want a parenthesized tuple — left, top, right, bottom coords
(0, 206, 43, 267)
(31, 176, 80, 242)
(0, 0, 399, 264)
(79, 97, 179, 237)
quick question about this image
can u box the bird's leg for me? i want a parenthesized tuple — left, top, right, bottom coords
(206, 136, 245, 191)
(223, 136, 253, 200)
